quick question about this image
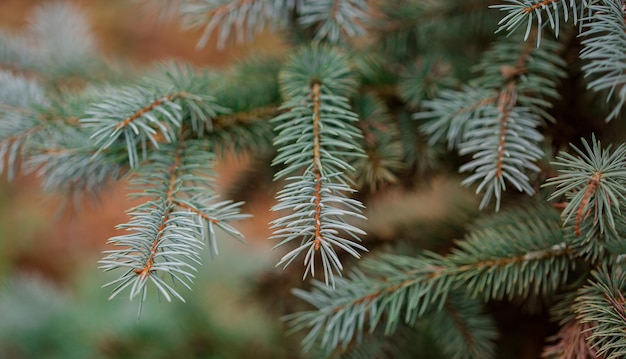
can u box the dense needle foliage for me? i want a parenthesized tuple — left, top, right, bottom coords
(2, 0, 626, 358)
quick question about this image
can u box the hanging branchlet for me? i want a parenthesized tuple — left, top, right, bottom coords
(270, 45, 367, 286)
(99, 140, 249, 305)
(0, 71, 47, 109)
(544, 314, 599, 358)
(416, 86, 499, 149)
(147, 64, 229, 135)
(25, 126, 127, 198)
(574, 266, 626, 359)
(288, 205, 572, 354)
(458, 88, 543, 210)
(494, 0, 626, 122)
(0, 110, 47, 181)
(371, 0, 497, 63)
(417, 32, 564, 210)
(0, 76, 96, 188)
(580, 0, 626, 121)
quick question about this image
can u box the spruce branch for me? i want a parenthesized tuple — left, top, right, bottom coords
(418, 33, 564, 210)
(81, 66, 225, 168)
(448, 203, 573, 301)
(182, 0, 295, 49)
(334, 322, 443, 359)
(574, 266, 626, 359)
(458, 85, 544, 210)
(150, 64, 229, 135)
(0, 111, 46, 181)
(371, 0, 497, 62)
(0, 71, 49, 180)
(545, 136, 626, 241)
(81, 87, 184, 168)
(399, 56, 456, 108)
(297, 0, 369, 44)
(430, 292, 498, 359)
(0, 108, 83, 182)
(25, 127, 127, 198)
(416, 86, 498, 149)
(286, 254, 453, 355)
(492, 0, 589, 46)
(288, 205, 572, 353)
(579, 0, 626, 121)
(99, 140, 249, 304)
(271, 46, 367, 286)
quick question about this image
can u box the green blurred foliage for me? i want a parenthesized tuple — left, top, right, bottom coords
(0, 239, 296, 359)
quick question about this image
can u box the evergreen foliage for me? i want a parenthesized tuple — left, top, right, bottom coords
(2, 0, 626, 357)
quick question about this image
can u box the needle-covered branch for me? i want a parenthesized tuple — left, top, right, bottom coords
(271, 46, 367, 286)
(492, 0, 589, 46)
(297, 0, 369, 44)
(580, 0, 626, 121)
(574, 266, 626, 359)
(545, 136, 626, 260)
(417, 33, 564, 210)
(182, 0, 295, 49)
(99, 140, 248, 304)
(288, 205, 572, 354)
(81, 65, 226, 168)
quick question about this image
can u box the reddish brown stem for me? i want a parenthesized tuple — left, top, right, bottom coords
(312, 83, 324, 252)
(523, 0, 560, 13)
(133, 149, 182, 277)
(114, 93, 180, 131)
(494, 36, 534, 179)
(574, 172, 601, 237)
(330, 243, 569, 314)
(173, 200, 219, 224)
(495, 84, 516, 178)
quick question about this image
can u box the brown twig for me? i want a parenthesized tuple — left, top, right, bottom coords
(574, 172, 601, 236)
(523, 0, 560, 13)
(133, 147, 183, 277)
(312, 82, 324, 252)
(114, 92, 181, 131)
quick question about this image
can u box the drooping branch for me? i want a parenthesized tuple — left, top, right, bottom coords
(270, 45, 366, 285)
